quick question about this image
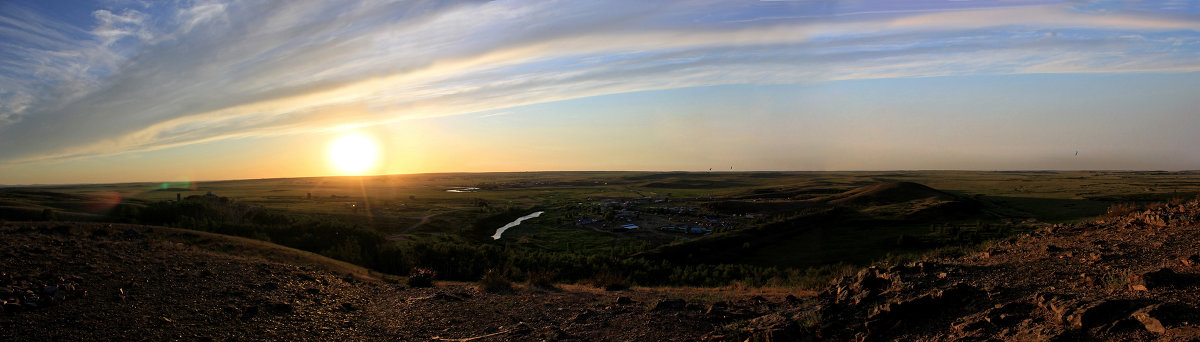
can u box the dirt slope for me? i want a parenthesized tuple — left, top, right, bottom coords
(0, 222, 801, 341)
(742, 199, 1200, 341)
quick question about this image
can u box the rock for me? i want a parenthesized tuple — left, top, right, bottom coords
(651, 298, 687, 311)
(743, 313, 809, 342)
(122, 228, 145, 239)
(1140, 268, 1197, 289)
(510, 322, 531, 334)
(42, 285, 57, 296)
(614, 296, 633, 304)
(1097, 318, 1145, 335)
(1131, 302, 1200, 334)
(267, 302, 294, 314)
(1132, 309, 1166, 334)
(785, 294, 801, 304)
(985, 302, 1036, 326)
(1035, 293, 1075, 324)
(570, 310, 595, 323)
(340, 302, 358, 312)
(3, 300, 20, 312)
(241, 305, 259, 320)
(705, 302, 729, 316)
(1066, 299, 1147, 330)
(834, 267, 897, 305)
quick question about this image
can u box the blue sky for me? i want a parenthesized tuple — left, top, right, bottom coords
(1, 0, 1200, 184)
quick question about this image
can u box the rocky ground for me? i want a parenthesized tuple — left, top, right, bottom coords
(749, 199, 1200, 341)
(0, 222, 801, 341)
(8, 199, 1200, 341)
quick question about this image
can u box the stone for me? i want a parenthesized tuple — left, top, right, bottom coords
(705, 302, 729, 316)
(1140, 268, 1196, 289)
(267, 302, 294, 314)
(1034, 293, 1075, 324)
(1066, 299, 1147, 330)
(1131, 309, 1166, 334)
(614, 296, 633, 304)
(651, 298, 687, 311)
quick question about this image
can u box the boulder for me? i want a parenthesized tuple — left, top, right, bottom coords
(651, 298, 686, 311)
(1066, 299, 1148, 330)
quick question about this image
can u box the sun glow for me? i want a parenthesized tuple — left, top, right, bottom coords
(328, 133, 380, 175)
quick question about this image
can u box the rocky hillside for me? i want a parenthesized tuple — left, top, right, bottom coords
(0, 222, 800, 341)
(743, 199, 1200, 341)
(7, 199, 1200, 341)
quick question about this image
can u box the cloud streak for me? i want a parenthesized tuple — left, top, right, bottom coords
(2, 0, 1200, 164)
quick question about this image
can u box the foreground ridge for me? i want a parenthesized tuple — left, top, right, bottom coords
(743, 199, 1200, 341)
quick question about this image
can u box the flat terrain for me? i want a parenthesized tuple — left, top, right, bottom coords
(4, 171, 1200, 286)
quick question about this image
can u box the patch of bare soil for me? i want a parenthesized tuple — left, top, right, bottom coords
(742, 199, 1200, 341)
(0, 223, 803, 341)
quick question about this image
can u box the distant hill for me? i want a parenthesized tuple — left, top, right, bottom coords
(639, 181, 994, 268)
(824, 181, 957, 206)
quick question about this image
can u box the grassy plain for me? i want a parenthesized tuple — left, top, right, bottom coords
(4, 170, 1200, 283)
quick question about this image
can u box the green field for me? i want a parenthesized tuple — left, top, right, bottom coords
(3, 170, 1198, 287)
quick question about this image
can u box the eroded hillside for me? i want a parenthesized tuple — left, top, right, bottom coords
(741, 199, 1200, 341)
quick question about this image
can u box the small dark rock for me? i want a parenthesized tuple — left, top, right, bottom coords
(1067, 299, 1148, 330)
(241, 305, 259, 320)
(340, 302, 358, 312)
(266, 302, 294, 314)
(785, 294, 801, 304)
(652, 298, 687, 311)
(570, 310, 595, 323)
(614, 296, 633, 304)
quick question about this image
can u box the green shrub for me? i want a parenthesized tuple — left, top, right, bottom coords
(1104, 203, 1140, 218)
(477, 269, 512, 293)
(591, 272, 631, 291)
(407, 267, 436, 288)
(527, 270, 557, 290)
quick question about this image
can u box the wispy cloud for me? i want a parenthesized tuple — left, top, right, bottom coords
(1, 0, 1200, 164)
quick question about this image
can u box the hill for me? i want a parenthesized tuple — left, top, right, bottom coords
(824, 181, 957, 206)
(0, 222, 801, 341)
(638, 181, 996, 268)
(739, 199, 1200, 341)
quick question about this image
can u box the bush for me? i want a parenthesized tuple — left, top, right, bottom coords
(527, 270, 557, 290)
(477, 269, 512, 293)
(590, 272, 631, 291)
(407, 267, 437, 288)
(1104, 203, 1140, 218)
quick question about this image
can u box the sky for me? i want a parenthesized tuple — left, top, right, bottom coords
(2, 0, 1200, 185)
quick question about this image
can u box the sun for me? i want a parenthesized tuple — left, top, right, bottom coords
(328, 133, 380, 175)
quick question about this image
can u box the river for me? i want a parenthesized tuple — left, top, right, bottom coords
(491, 211, 544, 240)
